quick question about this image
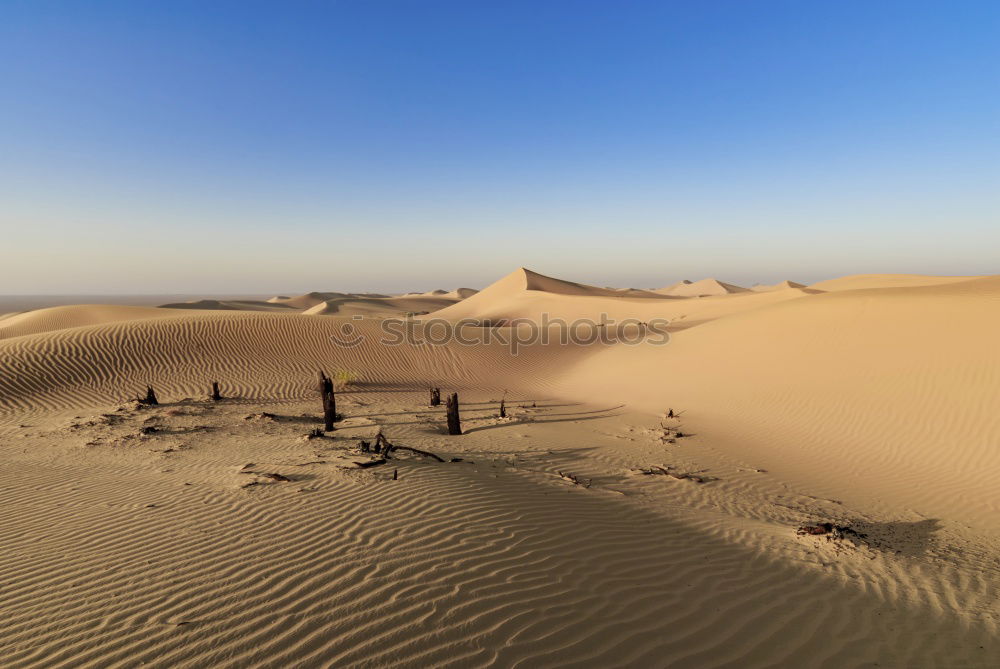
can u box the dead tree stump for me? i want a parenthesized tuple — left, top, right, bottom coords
(211, 382, 221, 401)
(446, 392, 462, 435)
(430, 387, 441, 406)
(319, 371, 336, 431)
(143, 386, 159, 405)
(375, 431, 393, 457)
(499, 391, 507, 418)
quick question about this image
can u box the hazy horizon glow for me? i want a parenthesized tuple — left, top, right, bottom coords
(2, 1, 998, 294)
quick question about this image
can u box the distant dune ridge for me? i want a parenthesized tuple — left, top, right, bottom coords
(301, 294, 461, 317)
(655, 277, 750, 297)
(1, 267, 998, 667)
(430, 267, 819, 326)
(0, 304, 199, 340)
(159, 299, 301, 312)
(808, 273, 976, 292)
(164, 288, 480, 318)
(751, 280, 806, 291)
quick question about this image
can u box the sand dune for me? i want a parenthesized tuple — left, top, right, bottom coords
(750, 279, 807, 291)
(809, 273, 977, 292)
(656, 277, 749, 297)
(0, 304, 196, 340)
(269, 289, 475, 311)
(442, 287, 479, 299)
(267, 292, 357, 309)
(0, 313, 593, 414)
(559, 275, 1000, 530)
(303, 294, 462, 317)
(431, 267, 808, 328)
(160, 299, 300, 312)
(431, 267, 675, 323)
(2, 269, 999, 667)
(6, 391, 995, 667)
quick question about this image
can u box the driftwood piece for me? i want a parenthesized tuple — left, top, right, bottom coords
(430, 387, 441, 407)
(446, 393, 462, 435)
(367, 432, 446, 463)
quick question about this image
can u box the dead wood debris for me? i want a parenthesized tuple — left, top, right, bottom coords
(638, 465, 711, 483)
(557, 471, 592, 488)
(797, 522, 868, 539)
(243, 412, 278, 422)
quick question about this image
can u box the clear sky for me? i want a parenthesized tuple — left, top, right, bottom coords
(1, 1, 998, 294)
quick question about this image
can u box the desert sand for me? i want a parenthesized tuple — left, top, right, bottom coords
(1, 268, 999, 668)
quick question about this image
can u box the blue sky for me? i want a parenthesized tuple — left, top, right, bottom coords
(1, 1, 997, 293)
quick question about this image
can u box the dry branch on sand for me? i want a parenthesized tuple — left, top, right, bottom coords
(638, 465, 710, 483)
(351, 432, 448, 468)
(557, 471, 592, 488)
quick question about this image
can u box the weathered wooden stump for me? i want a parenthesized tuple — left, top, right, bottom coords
(319, 371, 336, 431)
(446, 392, 462, 435)
(375, 431, 392, 456)
(211, 381, 221, 401)
(499, 392, 507, 418)
(430, 387, 441, 406)
(143, 386, 159, 405)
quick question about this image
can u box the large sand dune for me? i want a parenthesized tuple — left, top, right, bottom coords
(2, 269, 999, 667)
(431, 267, 813, 328)
(559, 275, 1000, 529)
(656, 277, 749, 297)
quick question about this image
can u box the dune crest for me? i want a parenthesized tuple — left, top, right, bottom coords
(751, 280, 807, 291)
(0, 304, 190, 340)
(656, 277, 749, 297)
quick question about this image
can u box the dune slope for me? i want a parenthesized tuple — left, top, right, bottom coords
(0, 305, 196, 340)
(558, 275, 1000, 529)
